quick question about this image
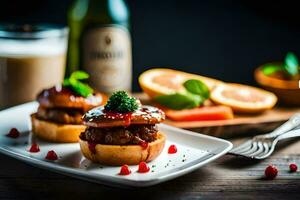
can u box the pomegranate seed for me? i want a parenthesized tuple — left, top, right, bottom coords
(6, 128, 20, 138)
(168, 144, 177, 154)
(29, 143, 40, 153)
(289, 163, 298, 172)
(119, 165, 131, 175)
(138, 161, 150, 173)
(45, 150, 58, 161)
(265, 165, 278, 179)
(88, 142, 96, 154)
(139, 141, 148, 149)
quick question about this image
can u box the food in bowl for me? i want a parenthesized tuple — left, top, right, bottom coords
(255, 52, 300, 106)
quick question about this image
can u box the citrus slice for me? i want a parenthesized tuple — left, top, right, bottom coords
(139, 68, 222, 98)
(210, 83, 277, 113)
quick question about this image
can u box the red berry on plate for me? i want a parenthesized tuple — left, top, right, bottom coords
(119, 165, 131, 175)
(29, 143, 40, 153)
(6, 128, 20, 138)
(168, 144, 177, 154)
(265, 165, 278, 179)
(45, 150, 58, 161)
(138, 161, 150, 173)
(289, 163, 298, 172)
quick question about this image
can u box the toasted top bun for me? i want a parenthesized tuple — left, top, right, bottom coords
(31, 114, 86, 143)
(37, 85, 107, 111)
(82, 105, 165, 128)
(79, 132, 166, 165)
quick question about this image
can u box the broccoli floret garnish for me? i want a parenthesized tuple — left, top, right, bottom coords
(104, 91, 139, 113)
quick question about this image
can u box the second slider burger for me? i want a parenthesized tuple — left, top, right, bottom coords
(79, 91, 166, 165)
(31, 71, 107, 143)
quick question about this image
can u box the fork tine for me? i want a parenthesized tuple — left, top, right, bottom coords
(247, 141, 265, 157)
(230, 140, 252, 153)
(254, 142, 273, 159)
(231, 141, 255, 154)
(253, 142, 270, 158)
(238, 142, 259, 156)
(255, 152, 272, 159)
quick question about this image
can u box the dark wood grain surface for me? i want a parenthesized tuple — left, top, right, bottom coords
(1, 137, 300, 200)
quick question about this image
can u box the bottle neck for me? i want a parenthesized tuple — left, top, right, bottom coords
(88, 0, 129, 28)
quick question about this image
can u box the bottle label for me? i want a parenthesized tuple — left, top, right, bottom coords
(82, 26, 132, 94)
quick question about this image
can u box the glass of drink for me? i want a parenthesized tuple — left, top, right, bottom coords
(0, 24, 68, 109)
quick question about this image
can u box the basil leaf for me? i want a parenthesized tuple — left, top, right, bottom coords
(154, 92, 203, 110)
(68, 77, 77, 86)
(183, 79, 210, 99)
(284, 52, 299, 76)
(261, 65, 282, 76)
(63, 71, 93, 97)
(70, 71, 90, 80)
(69, 78, 93, 97)
(63, 79, 71, 86)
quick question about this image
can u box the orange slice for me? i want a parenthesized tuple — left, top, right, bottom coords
(139, 68, 222, 98)
(210, 83, 277, 113)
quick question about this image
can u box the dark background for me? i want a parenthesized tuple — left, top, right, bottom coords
(1, 0, 300, 91)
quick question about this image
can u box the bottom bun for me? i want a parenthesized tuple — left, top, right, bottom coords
(79, 132, 166, 166)
(31, 114, 86, 143)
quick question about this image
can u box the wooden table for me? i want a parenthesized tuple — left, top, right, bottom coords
(1, 136, 300, 199)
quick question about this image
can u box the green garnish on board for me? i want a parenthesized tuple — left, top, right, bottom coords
(104, 91, 139, 113)
(63, 71, 93, 97)
(284, 52, 299, 76)
(154, 79, 210, 110)
(261, 65, 282, 76)
(262, 52, 299, 77)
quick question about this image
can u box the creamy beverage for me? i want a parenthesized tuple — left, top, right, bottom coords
(0, 25, 68, 108)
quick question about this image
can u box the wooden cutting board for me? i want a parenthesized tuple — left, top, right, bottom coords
(134, 93, 300, 138)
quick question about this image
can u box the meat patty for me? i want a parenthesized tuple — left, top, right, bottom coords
(83, 105, 165, 127)
(36, 106, 83, 124)
(80, 125, 158, 145)
(37, 85, 107, 111)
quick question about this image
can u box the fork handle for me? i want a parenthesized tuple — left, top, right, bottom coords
(267, 113, 300, 138)
(276, 129, 300, 141)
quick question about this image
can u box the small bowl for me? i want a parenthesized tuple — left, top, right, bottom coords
(254, 63, 300, 106)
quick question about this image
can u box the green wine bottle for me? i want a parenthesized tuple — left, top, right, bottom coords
(67, 0, 132, 93)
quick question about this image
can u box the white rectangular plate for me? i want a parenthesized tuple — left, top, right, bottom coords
(0, 102, 232, 187)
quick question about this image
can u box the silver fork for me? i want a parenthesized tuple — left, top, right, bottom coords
(229, 113, 300, 159)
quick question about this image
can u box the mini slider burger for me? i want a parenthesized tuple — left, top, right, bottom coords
(79, 91, 166, 165)
(31, 71, 107, 143)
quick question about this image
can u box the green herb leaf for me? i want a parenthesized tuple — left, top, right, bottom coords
(261, 65, 282, 76)
(70, 71, 90, 80)
(104, 91, 139, 113)
(284, 52, 299, 76)
(69, 79, 94, 97)
(154, 92, 203, 110)
(154, 79, 210, 110)
(63, 71, 93, 97)
(183, 79, 210, 99)
(63, 79, 71, 86)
